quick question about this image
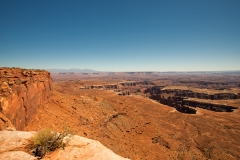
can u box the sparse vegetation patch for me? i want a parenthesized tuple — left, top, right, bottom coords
(31, 128, 72, 159)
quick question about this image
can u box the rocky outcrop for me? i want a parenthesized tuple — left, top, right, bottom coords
(0, 112, 16, 131)
(148, 88, 240, 100)
(147, 87, 238, 113)
(0, 68, 52, 130)
(80, 84, 119, 90)
(118, 90, 130, 96)
(81, 81, 155, 90)
(0, 131, 36, 160)
(178, 80, 228, 85)
(119, 81, 155, 86)
(149, 95, 197, 114)
(0, 131, 129, 160)
(182, 99, 238, 112)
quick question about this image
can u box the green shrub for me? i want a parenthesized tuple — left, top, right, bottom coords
(31, 128, 71, 158)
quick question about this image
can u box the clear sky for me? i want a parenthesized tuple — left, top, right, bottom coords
(1, 0, 240, 71)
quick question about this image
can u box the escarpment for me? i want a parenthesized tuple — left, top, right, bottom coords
(80, 81, 155, 97)
(146, 87, 239, 113)
(80, 81, 155, 90)
(147, 88, 240, 100)
(0, 68, 52, 130)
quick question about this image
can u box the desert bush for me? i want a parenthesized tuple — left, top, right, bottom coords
(31, 128, 72, 158)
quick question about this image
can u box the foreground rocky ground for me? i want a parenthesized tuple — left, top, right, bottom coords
(0, 131, 128, 160)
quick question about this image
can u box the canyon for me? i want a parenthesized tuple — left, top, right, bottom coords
(1, 68, 240, 159)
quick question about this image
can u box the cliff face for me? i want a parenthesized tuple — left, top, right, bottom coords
(146, 87, 239, 113)
(0, 68, 52, 130)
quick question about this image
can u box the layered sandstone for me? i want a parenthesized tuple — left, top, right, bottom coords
(0, 131, 128, 160)
(146, 87, 239, 113)
(0, 68, 52, 130)
(80, 81, 155, 90)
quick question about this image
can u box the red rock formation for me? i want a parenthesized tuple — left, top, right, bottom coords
(0, 68, 52, 130)
(146, 87, 240, 100)
(146, 87, 238, 113)
(0, 112, 16, 131)
(120, 81, 155, 86)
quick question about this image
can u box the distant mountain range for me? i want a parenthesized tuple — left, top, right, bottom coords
(47, 68, 99, 73)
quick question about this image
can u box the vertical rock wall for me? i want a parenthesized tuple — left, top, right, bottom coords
(0, 68, 52, 130)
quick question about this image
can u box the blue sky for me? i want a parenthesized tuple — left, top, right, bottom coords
(1, 0, 240, 71)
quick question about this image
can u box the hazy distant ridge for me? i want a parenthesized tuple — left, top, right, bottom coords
(47, 69, 240, 74)
(47, 68, 99, 73)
